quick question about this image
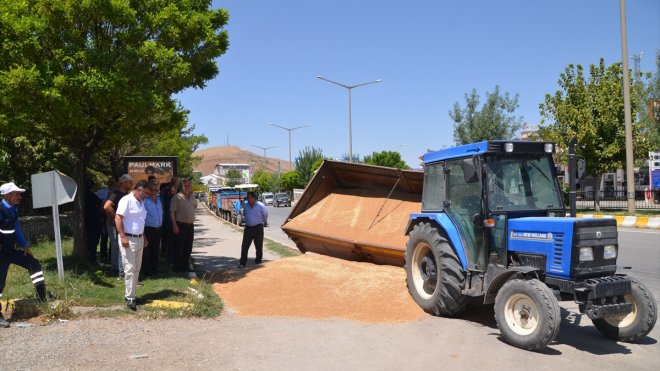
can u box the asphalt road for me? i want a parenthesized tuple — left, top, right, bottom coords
(617, 228, 660, 300)
(263, 203, 296, 248)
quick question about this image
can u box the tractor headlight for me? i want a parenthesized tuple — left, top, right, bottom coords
(579, 247, 594, 261)
(504, 143, 514, 152)
(544, 143, 554, 153)
(603, 245, 617, 259)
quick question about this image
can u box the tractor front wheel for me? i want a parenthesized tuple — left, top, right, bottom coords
(494, 278, 560, 351)
(593, 278, 657, 342)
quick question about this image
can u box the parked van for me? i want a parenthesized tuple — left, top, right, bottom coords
(261, 192, 274, 206)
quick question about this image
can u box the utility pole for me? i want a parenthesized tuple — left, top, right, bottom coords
(619, 0, 635, 213)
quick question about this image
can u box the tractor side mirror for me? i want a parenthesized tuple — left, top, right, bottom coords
(462, 157, 478, 183)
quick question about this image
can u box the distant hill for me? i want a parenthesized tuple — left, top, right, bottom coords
(193, 146, 292, 175)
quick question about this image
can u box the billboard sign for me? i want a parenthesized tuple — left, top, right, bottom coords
(123, 156, 177, 184)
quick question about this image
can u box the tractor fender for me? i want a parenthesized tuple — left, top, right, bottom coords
(482, 266, 540, 304)
(406, 213, 469, 271)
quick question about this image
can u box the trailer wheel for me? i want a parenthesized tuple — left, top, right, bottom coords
(405, 222, 467, 317)
(593, 278, 657, 342)
(494, 278, 560, 351)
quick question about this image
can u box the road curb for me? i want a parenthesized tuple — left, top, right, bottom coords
(576, 214, 660, 230)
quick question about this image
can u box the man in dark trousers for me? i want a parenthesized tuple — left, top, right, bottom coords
(0, 182, 47, 328)
(170, 178, 197, 274)
(239, 191, 268, 268)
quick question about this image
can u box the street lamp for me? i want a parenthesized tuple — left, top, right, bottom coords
(267, 123, 311, 171)
(317, 76, 382, 162)
(251, 144, 278, 158)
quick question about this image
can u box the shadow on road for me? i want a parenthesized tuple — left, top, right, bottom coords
(553, 306, 657, 354)
(448, 301, 657, 355)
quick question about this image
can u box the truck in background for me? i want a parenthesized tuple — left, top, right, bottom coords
(209, 183, 258, 226)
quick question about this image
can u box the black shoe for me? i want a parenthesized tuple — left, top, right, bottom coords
(238, 264, 245, 268)
(127, 299, 137, 311)
(0, 317, 9, 328)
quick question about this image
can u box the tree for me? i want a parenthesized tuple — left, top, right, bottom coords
(639, 51, 660, 150)
(450, 86, 523, 145)
(310, 158, 325, 174)
(363, 151, 410, 169)
(0, 0, 228, 259)
(538, 59, 648, 211)
(252, 169, 274, 192)
(279, 171, 303, 192)
(295, 146, 324, 185)
(224, 170, 243, 187)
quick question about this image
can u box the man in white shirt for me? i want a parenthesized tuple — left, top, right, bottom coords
(115, 180, 149, 310)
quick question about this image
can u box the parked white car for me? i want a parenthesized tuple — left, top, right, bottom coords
(261, 192, 274, 206)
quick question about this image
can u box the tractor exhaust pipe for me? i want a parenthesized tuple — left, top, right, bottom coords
(568, 136, 577, 217)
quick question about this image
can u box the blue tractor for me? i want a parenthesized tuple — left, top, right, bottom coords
(404, 140, 657, 350)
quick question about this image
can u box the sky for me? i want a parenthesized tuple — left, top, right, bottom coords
(176, 0, 660, 170)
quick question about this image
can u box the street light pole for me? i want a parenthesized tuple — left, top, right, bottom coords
(251, 144, 278, 158)
(619, 0, 635, 213)
(317, 76, 382, 162)
(268, 123, 310, 171)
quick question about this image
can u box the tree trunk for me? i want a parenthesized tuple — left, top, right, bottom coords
(72, 154, 89, 261)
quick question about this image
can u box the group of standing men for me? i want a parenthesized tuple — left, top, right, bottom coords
(93, 175, 198, 310)
(0, 173, 198, 325)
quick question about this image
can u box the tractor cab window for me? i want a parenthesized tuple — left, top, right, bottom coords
(485, 155, 562, 212)
(422, 163, 445, 211)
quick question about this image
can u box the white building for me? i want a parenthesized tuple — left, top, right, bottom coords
(214, 163, 251, 184)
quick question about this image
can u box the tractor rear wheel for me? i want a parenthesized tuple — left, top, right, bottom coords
(405, 222, 467, 317)
(494, 278, 560, 351)
(593, 278, 657, 342)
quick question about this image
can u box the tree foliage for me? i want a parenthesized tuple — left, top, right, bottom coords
(295, 146, 324, 185)
(279, 171, 303, 192)
(363, 151, 409, 169)
(450, 86, 523, 145)
(310, 158, 325, 174)
(538, 59, 648, 175)
(224, 170, 243, 187)
(251, 169, 274, 192)
(640, 51, 660, 150)
(0, 0, 228, 258)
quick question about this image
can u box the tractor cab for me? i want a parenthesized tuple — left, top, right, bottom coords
(421, 141, 563, 270)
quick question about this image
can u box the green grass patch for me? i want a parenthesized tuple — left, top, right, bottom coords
(265, 238, 300, 258)
(3, 238, 222, 321)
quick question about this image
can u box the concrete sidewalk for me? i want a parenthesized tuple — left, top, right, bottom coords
(191, 207, 281, 275)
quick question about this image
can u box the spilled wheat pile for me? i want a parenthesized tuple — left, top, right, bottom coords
(212, 254, 425, 323)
